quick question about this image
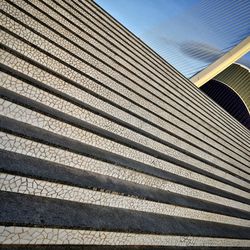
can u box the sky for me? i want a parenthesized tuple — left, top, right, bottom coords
(96, 0, 199, 39)
(95, 0, 250, 78)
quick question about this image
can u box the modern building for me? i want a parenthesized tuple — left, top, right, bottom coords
(0, 0, 249, 249)
(200, 64, 250, 129)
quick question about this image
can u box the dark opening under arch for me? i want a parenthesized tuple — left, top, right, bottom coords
(200, 79, 250, 130)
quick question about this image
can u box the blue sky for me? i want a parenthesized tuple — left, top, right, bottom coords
(96, 0, 199, 39)
(95, 0, 250, 77)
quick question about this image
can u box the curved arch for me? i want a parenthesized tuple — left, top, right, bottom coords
(214, 78, 250, 115)
(200, 79, 250, 129)
(214, 63, 250, 113)
(234, 62, 250, 72)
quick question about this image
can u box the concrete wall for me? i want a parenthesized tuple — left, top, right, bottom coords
(0, 0, 250, 248)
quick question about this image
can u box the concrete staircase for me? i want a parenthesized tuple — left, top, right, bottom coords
(0, 0, 250, 248)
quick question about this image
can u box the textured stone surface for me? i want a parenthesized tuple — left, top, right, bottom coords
(0, 54, 248, 184)
(1, 192, 249, 238)
(1, 173, 249, 227)
(0, 7, 249, 169)
(1, 99, 248, 199)
(2, 149, 249, 220)
(0, 226, 250, 246)
(1, 226, 250, 246)
(0, 0, 249, 247)
(79, 0, 250, 140)
(0, 131, 249, 212)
